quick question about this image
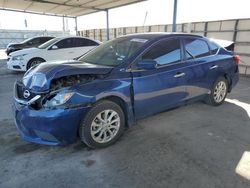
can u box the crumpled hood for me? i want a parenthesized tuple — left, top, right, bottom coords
(23, 60, 113, 92)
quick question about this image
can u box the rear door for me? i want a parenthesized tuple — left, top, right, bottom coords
(181, 37, 221, 99)
(132, 37, 190, 119)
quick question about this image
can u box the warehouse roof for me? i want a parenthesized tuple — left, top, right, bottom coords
(0, 0, 146, 17)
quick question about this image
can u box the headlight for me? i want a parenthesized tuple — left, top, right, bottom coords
(12, 54, 27, 61)
(43, 92, 74, 107)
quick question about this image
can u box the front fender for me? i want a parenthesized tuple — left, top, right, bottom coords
(73, 78, 131, 102)
(67, 78, 135, 125)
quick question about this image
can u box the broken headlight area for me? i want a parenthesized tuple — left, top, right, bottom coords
(16, 74, 103, 110)
(39, 74, 102, 109)
(42, 91, 74, 108)
(19, 90, 74, 110)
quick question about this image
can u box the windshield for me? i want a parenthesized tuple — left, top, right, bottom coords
(20, 37, 34, 44)
(38, 38, 60, 49)
(78, 37, 148, 67)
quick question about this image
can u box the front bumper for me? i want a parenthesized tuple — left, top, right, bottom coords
(7, 59, 27, 71)
(13, 100, 90, 145)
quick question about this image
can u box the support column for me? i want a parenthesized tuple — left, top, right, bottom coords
(204, 22, 208, 37)
(233, 19, 239, 42)
(62, 16, 65, 35)
(75, 17, 78, 36)
(106, 9, 110, 40)
(172, 0, 178, 32)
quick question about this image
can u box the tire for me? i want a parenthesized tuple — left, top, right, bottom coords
(27, 58, 45, 70)
(79, 100, 125, 148)
(206, 77, 228, 106)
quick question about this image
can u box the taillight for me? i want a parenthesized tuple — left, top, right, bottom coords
(234, 55, 240, 65)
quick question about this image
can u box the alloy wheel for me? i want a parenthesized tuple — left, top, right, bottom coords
(213, 81, 227, 103)
(90, 109, 120, 144)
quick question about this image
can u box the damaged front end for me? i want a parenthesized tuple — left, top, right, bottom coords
(15, 74, 104, 110)
(13, 61, 113, 145)
(15, 61, 112, 110)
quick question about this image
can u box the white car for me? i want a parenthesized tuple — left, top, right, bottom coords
(7, 36, 100, 71)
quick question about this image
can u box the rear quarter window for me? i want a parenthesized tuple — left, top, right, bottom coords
(184, 38, 210, 59)
(209, 41, 220, 54)
(75, 38, 99, 47)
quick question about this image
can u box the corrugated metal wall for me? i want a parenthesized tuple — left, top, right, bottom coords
(79, 18, 250, 75)
(0, 29, 69, 49)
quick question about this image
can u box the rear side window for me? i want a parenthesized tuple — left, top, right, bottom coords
(142, 38, 181, 65)
(55, 38, 74, 49)
(209, 42, 220, 54)
(28, 38, 40, 45)
(184, 38, 210, 59)
(40, 37, 53, 44)
(74, 38, 99, 47)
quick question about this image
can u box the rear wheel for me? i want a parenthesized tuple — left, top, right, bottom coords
(27, 58, 45, 70)
(79, 100, 125, 148)
(206, 77, 228, 106)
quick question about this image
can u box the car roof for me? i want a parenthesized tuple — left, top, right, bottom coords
(120, 32, 204, 40)
(55, 36, 93, 40)
(54, 36, 101, 43)
(30, 36, 55, 39)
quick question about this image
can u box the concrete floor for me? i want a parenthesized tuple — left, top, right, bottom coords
(0, 60, 250, 188)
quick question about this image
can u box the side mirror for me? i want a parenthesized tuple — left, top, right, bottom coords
(51, 45, 58, 50)
(137, 59, 157, 70)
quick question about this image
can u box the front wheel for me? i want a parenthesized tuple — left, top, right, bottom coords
(79, 100, 125, 148)
(27, 58, 45, 70)
(206, 77, 228, 106)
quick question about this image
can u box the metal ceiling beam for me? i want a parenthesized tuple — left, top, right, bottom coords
(0, 0, 147, 39)
(0, 7, 75, 18)
(0, 0, 147, 17)
(62, 0, 148, 17)
(26, 0, 103, 11)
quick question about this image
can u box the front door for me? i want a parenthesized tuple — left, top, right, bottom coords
(132, 38, 189, 119)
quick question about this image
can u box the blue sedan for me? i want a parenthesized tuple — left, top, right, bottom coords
(13, 33, 239, 148)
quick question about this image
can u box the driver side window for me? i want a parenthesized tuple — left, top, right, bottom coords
(141, 38, 181, 66)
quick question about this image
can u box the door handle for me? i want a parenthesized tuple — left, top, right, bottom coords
(174, 72, 185, 78)
(209, 65, 218, 70)
(68, 51, 74, 54)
